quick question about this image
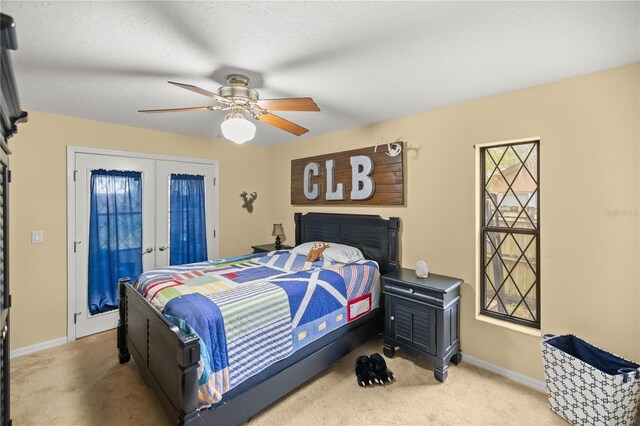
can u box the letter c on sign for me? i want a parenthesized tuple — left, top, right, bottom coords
(303, 162, 320, 200)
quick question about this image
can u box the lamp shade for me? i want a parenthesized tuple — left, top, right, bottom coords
(271, 223, 284, 236)
(221, 116, 256, 144)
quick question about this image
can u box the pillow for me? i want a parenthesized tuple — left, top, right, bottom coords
(324, 244, 365, 263)
(291, 241, 365, 263)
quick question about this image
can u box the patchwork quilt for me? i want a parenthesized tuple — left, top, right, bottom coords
(135, 250, 380, 408)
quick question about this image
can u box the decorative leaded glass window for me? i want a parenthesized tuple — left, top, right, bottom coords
(481, 140, 540, 328)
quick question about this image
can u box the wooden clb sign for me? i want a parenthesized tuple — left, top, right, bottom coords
(291, 143, 404, 205)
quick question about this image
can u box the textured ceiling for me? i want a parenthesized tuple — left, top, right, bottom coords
(2, 1, 638, 146)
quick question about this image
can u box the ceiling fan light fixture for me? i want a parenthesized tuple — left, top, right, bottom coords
(221, 114, 256, 144)
(142, 77, 318, 140)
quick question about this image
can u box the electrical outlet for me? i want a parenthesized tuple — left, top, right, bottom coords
(31, 230, 44, 244)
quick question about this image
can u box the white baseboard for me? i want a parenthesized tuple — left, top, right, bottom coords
(462, 353, 547, 393)
(10, 337, 67, 358)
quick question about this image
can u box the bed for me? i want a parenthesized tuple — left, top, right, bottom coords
(117, 212, 400, 425)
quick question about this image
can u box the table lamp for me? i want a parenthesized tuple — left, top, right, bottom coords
(272, 223, 285, 249)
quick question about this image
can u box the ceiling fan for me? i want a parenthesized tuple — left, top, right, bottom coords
(139, 74, 320, 144)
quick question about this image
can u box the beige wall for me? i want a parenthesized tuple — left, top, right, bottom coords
(269, 64, 640, 381)
(9, 113, 273, 349)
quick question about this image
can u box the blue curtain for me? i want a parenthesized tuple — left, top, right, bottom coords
(88, 170, 143, 315)
(170, 174, 208, 265)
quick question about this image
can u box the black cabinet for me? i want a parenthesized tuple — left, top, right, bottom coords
(382, 268, 462, 383)
(387, 296, 437, 355)
(251, 243, 293, 254)
(1, 13, 27, 425)
(0, 155, 9, 426)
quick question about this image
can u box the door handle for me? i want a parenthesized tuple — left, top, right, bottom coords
(158, 245, 170, 252)
(142, 247, 154, 255)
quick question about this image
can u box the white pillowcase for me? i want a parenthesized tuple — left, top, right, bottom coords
(290, 241, 365, 263)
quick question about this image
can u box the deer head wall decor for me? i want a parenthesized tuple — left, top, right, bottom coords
(240, 191, 258, 213)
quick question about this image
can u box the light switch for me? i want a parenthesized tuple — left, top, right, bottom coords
(31, 230, 43, 244)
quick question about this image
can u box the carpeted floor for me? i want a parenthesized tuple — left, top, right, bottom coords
(11, 330, 565, 425)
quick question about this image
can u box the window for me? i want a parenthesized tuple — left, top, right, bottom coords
(480, 140, 539, 328)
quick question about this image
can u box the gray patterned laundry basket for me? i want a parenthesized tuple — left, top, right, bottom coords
(541, 334, 640, 426)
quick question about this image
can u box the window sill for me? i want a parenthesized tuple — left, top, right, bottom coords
(475, 313, 541, 337)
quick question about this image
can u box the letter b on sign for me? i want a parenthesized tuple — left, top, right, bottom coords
(350, 155, 375, 200)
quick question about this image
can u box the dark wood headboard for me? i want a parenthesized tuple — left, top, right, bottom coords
(294, 212, 400, 275)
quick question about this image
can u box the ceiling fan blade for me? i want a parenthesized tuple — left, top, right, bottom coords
(138, 106, 211, 113)
(256, 97, 320, 112)
(168, 81, 228, 103)
(257, 113, 309, 136)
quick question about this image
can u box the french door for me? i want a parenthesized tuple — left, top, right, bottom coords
(72, 151, 217, 339)
(155, 161, 216, 268)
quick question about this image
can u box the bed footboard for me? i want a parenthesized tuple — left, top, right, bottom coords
(118, 278, 202, 424)
(117, 281, 131, 364)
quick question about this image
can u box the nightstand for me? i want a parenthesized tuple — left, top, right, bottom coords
(382, 268, 463, 383)
(251, 243, 293, 254)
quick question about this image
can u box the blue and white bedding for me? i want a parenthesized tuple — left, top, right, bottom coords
(135, 250, 380, 408)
